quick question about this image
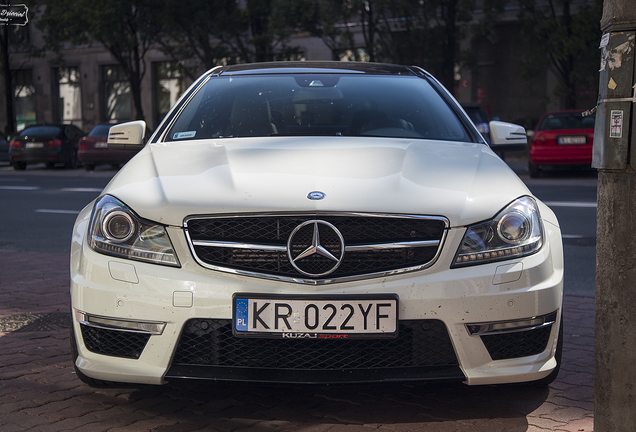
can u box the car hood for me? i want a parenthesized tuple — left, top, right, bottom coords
(103, 136, 531, 227)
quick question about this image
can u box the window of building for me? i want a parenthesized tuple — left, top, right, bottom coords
(153, 62, 185, 126)
(12, 69, 35, 131)
(102, 65, 131, 123)
(53, 67, 82, 129)
(337, 48, 370, 62)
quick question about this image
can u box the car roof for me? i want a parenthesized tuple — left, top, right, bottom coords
(23, 124, 65, 128)
(461, 102, 485, 109)
(540, 110, 585, 117)
(213, 61, 423, 77)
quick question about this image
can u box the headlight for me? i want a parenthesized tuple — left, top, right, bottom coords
(89, 195, 180, 267)
(452, 196, 543, 267)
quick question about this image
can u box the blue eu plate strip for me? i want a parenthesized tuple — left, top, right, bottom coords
(235, 298, 248, 331)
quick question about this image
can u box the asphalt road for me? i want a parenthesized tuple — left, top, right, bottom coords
(507, 159, 597, 298)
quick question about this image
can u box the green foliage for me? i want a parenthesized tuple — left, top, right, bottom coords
(157, 0, 241, 78)
(38, 0, 165, 120)
(517, 0, 602, 108)
(471, 0, 507, 43)
(34, 0, 602, 114)
(156, 0, 306, 78)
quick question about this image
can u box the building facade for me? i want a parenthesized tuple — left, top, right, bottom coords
(1, 7, 599, 136)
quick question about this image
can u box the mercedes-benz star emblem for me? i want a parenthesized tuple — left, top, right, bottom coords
(307, 191, 326, 200)
(287, 220, 345, 277)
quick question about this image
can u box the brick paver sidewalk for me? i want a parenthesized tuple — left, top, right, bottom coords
(0, 250, 594, 431)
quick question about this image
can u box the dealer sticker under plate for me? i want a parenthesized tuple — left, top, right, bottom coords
(233, 294, 398, 339)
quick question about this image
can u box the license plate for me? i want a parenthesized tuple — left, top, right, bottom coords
(557, 136, 587, 145)
(26, 142, 43, 148)
(233, 294, 398, 339)
(95, 141, 108, 148)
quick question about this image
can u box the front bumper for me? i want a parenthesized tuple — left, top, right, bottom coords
(70, 205, 564, 386)
(10, 147, 69, 164)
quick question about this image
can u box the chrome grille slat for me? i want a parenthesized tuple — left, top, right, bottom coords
(192, 240, 288, 251)
(184, 213, 448, 284)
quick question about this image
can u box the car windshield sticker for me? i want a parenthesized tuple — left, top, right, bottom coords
(173, 131, 196, 140)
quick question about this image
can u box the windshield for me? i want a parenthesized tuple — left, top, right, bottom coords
(165, 74, 472, 142)
(88, 125, 112, 137)
(538, 112, 595, 131)
(19, 126, 62, 137)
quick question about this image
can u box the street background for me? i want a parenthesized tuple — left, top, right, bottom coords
(0, 157, 595, 432)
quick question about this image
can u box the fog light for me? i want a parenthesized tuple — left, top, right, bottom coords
(74, 310, 166, 335)
(466, 311, 557, 336)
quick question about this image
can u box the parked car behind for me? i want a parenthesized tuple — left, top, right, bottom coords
(79, 124, 134, 171)
(0, 131, 9, 163)
(461, 102, 491, 142)
(528, 110, 595, 178)
(70, 61, 563, 389)
(9, 124, 85, 170)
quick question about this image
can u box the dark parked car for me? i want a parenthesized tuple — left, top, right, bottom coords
(0, 131, 9, 163)
(461, 102, 491, 142)
(79, 124, 134, 171)
(9, 124, 85, 170)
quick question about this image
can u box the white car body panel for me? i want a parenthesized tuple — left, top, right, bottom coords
(70, 62, 563, 387)
(103, 137, 529, 228)
(71, 191, 563, 385)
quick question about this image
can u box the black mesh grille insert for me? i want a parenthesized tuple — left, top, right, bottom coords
(186, 215, 446, 280)
(171, 319, 458, 370)
(481, 326, 553, 360)
(80, 324, 151, 359)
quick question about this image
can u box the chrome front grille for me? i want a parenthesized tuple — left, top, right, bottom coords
(184, 213, 448, 283)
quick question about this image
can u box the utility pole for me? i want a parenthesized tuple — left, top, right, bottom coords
(593, 0, 636, 430)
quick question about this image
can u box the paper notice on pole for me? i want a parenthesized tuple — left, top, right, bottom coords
(610, 110, 623, 138)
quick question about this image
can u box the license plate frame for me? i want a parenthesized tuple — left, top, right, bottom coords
(232, 293, 399, 339)
(25, 142, 43, 149)
(557, 135, 587, 145)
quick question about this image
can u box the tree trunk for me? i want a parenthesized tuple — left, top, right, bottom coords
(1, 26, 15, 135)
(441, 0, 458, 92)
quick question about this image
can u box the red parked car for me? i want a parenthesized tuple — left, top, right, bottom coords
(528, 110, 595, 178)
(78, 124, 134, 171)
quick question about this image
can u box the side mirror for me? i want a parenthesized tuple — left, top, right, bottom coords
(108, 120, 146, 151)
(489, 121, 528, 151)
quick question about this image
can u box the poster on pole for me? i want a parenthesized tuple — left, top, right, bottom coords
(610, 110, 623, 139)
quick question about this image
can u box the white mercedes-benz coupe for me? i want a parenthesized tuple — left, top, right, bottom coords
(70, 62, 563, 387)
